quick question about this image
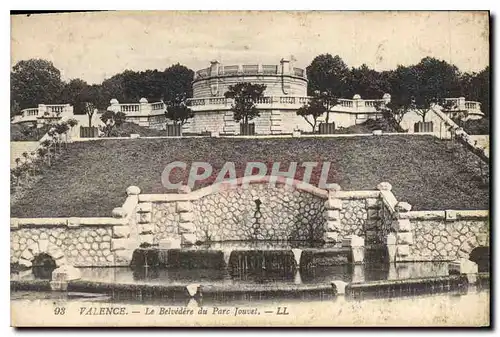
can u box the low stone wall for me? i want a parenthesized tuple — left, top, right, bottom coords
(10, 180, 489, 268)
(406, 211, 489, 261)
(10, 186, 141, 268)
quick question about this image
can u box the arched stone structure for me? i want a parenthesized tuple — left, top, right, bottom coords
(18, 239, 67, 269)
(457, 233, 489, 259)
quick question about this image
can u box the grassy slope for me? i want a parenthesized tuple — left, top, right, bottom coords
(10, 136, 489, 217)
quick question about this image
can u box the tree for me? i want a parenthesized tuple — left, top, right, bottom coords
(84, 102, 97, 128)
(60, 78, 89, 114)
(306, 54, 350, 98)
(164, 64, 194, 105)
(165, 103, 194, 127)
(346, 64, 390, 98)
(224, 82, 267, 126)
(296, 97, 325, 132)
(100, 110, 127, 137)
(11, 59, 64, 109)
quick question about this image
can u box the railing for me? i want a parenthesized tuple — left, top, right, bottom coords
(47, 105, 65, 114)
(465, 101, 481, 110)
(194, 64, 307, 79)
(262, 65, 278, 74)
(279, 96, 296, 104)
(293, 67, 305, 77)
(23, 108, 39, 117)
(151, 102, 165, 110)
(338, 99, 354, 108)
(255, 97, 273, 104)
(120, 104, 140, 112)
(208, 97, 227, 105)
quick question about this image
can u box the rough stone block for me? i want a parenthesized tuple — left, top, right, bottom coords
(111, 238, 135, 251)
(323, 232, 339, 243)
(178, 222, 196, 233)
(50, 281, 68, 291)
(393, 219, 412, 232)
(130, 134, 140, 139)
(139, 223, 154, 234)
(20, 249, 33, 261)
(48, 248, 65, 260)
(342, 234, 365, 248)
(158, 238, 182, 249)
(292, 131, 301, 138)
(365, 198, 380, 209)
(351, 247, 365, 264)
(27, 243, 40, 256)
(211, 131, 220, 138)
(112, 207, 127, 218)
(181, 233, 197, 245)
(377, 182, 392, 191)
(138, 212, 152, 224)
(139, 234, 154, 245)
(395, 202, 412, 213)
(386, 233, 397, 245)
(325, 198, 343, 210)
(112, 226, 131, 239)
(325, 220, 341, 232)
(477, 233, 489, 247)
(51, 265, 81, 282)
(114, 249, 134, 263)
(126, 186, 141, 196)
(67, 217, 81, 228)
(325, 210, 341, 221)
(372, 130, 383, 136)
(397, 232, 414, 245)
(367, 209, 380, 219)
(18, 257, 32, 268)
(179, 212, 194, 223)
(446, 210, 457, 221)
(327, 184, 342, 193)
(449, 259, 478, 284)
(137, 202, 152, 213)
(176, 201, 193, 213)
(396, 245, 410, 257)
(38, 239, 49, 254)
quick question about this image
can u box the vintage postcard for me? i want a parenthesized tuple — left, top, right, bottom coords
(10, 10, 490, 327)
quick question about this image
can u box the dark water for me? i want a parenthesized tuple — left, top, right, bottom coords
(12, 261, 451, 286)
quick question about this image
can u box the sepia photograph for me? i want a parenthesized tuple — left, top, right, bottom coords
(9, 10, 490, 327)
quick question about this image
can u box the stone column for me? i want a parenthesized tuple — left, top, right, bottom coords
(393, 201, 413, 262)
(386, 232, 397, 263)
(177, 185, 197, 245)
(137, 202, 153, 246)
(342, 234, 365, 264)
(323, 184, 343, 243)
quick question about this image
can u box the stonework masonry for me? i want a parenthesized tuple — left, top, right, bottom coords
(11, 180, 489, 268)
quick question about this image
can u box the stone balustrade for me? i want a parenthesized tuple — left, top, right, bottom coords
(108, 98, 166, 116)
(12, 104, 74, 125)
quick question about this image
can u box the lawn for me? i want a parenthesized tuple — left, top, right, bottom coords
(10, 136, 489, 217)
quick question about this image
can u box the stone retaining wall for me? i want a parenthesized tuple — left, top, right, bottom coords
(407, 214, 489, 261)
(11, 181, 489, 268)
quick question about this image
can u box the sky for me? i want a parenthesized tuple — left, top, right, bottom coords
(11, 11, 489, 84)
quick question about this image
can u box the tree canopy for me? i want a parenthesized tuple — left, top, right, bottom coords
(224, 82, 267, 125)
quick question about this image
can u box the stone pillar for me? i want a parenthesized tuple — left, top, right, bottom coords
(323, 184, 343, 243)
(139, 97, 149, 116)
(458, 97, 466, 111)
(342, 234, 365, 264)
(137, 202, 153, 246)
(280, 58, 291, 75)
(177, 186, 197, 245)
(50, 265, 81, 291)
(109, 99, 120, 113)
(386, 232, 397, 263)
(210, 60, 220, 76)
(393, 201, 413, 262)
(449, 258, 478, 284)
